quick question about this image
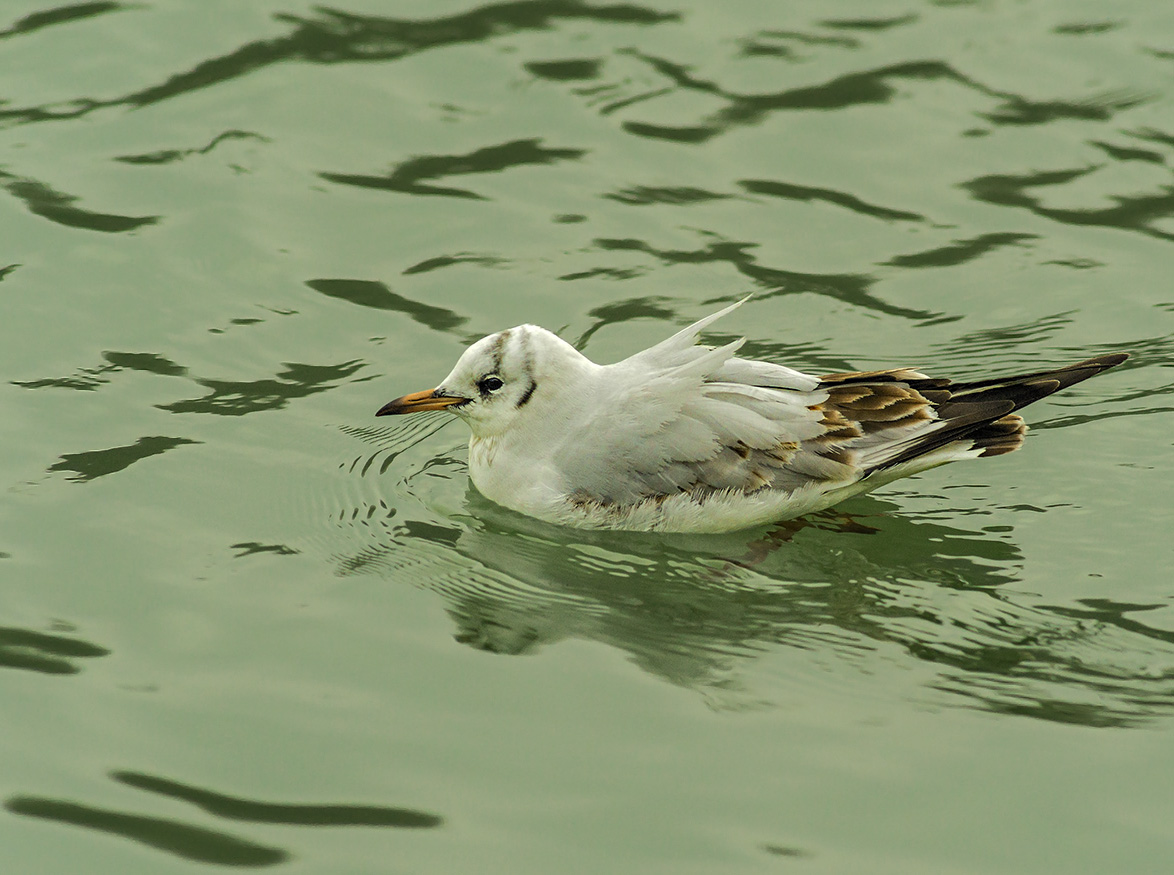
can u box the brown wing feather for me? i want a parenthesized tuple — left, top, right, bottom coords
(815, 353, 1129, 474)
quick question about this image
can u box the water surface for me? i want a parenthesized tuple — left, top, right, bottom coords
(3, 1, 1173, 872)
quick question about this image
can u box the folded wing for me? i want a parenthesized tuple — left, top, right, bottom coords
(553, 302, 1127, 507)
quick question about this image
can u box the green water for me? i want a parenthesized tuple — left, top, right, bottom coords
(3, 1, 1173, 872)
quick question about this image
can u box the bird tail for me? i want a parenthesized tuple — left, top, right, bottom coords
(819, 353, 1129, 474)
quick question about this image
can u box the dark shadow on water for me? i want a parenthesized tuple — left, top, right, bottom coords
(619, 51, 897, 131)
(739, 28, 860, 59)
(1053, 21, 1121, 37)
(4, 797, 288, 867)
(13, 350, 188, 392)
(604, 185, 733, 206)
(0, 170, 158, 233)
(320, 138, 586, 200)
(572, 295, 678, 348)
(0, 625, 109, 675)
(401, 253, 509, 276)
(0, 2, 678, 127)
(48, 436, 200, 482)
(819, 14, 918, 32)
(15, 352, 371, 427)
(981, 89, 1149, 126)
(1088, 138, 1165, 165)
(525, 57, 603, 81)
(5, 771, 443, 865)
(114, 130, 270, 166)
(231, 541, 300, 558)
(615, 54, 1003, 143)
(584, 235, 943, 321)
(159, 361, 365, 416)
(111, 772, 443, 828)
(1047, 598, 1174, 646)
(739, 179, 923, 223)
(100, 351, 188, 377)
(963, 166, 1174, 242)
(882, 232, 1038, 269)
(0, 2, 126, 42)
(615, 47, 1151, 144)
(306, 279, 468, 332)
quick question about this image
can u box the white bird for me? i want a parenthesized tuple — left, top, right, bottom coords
(376, 300, 1127, 533)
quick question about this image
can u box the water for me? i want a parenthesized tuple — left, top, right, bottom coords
(3, 1, 1173, 872)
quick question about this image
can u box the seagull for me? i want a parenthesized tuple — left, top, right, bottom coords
(376, 300, 1127, 533)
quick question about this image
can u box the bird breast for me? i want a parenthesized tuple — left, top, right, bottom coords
(469, 434, 500, 469)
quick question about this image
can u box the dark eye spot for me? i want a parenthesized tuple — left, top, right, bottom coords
(478, 375, 504, 394)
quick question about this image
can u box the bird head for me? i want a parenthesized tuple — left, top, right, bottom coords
(376, 325, 589, 438)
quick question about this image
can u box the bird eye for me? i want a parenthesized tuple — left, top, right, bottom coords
(478, 375, 504, 393)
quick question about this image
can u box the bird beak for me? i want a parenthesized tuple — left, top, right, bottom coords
(376, 388, 467, 416)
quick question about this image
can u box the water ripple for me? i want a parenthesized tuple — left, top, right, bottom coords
(0, 169, 158, 233)
(159, 361, 365, 417)
(0, 625, 109, 675)
(114, 130, 270, 166)
(740, 178, 923, 222)
(47, 436, 200, 482)
(617, 54, 1001, 143)
(981, 88, 1151, 127)
(5, 768, 443, 866)
(320, 477, 1174, 726)
(0, 2, 679, 127)
(306, 279, 469, 331)
(4, 797, 287, 867)
(587, 234, 943, 321)
(0, 2, 126, 41)
(13, 350, 187, 391)
(320, 138, 586, 200)
(111, 771, 442, 828)
(883, 233, 1039, 269)
(963, 165, 1174, 241)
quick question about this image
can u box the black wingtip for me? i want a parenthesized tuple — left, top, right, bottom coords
(1079, 352, 1129, 368)
(1047, 353, 1130, 392)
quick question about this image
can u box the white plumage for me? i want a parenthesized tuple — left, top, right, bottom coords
(377, 300, 1127, 533)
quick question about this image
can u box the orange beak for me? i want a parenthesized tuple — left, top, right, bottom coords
(376, 388, 468, 416)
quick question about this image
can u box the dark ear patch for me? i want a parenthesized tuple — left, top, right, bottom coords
(516, 380, 537, 408)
